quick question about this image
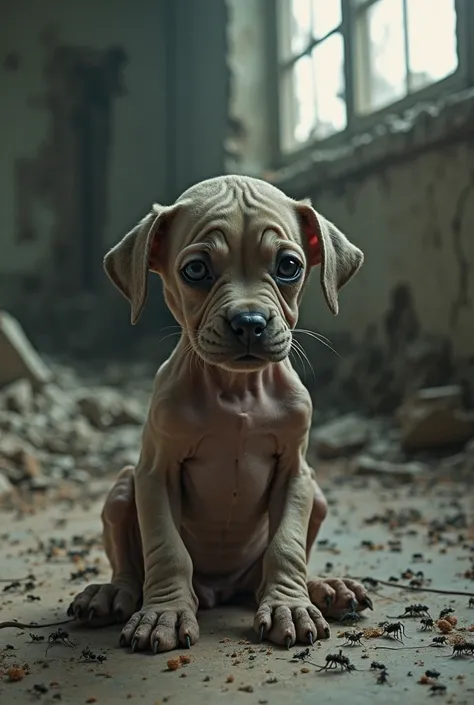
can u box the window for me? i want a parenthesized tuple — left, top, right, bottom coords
(277, 0, 461, 154)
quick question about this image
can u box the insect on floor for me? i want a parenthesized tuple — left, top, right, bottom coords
(0, 473, 473, 705)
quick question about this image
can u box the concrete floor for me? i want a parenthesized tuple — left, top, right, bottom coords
(1, 473, 473, 705)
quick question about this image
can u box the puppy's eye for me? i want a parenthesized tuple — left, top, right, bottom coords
(181, 259, 212, 284)
(276, 255, 302, 282)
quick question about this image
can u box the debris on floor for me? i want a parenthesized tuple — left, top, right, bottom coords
(397, 385, 474, 451)
(310, 414, 371, 459)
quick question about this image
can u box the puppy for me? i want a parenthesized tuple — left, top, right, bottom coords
(68, 175, 370, 653)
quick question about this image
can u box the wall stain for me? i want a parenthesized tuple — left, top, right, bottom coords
(15, 37, 126, 295)
(450, 171, 473, 327)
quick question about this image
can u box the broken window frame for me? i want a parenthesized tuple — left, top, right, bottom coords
(270, 0, 472, 165)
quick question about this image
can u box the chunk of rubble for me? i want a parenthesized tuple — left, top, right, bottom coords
(311, 414, 370, 459)
(353, 454, 427, 482)
(0, 471, 15, 502)
(0, 379, 33, 414)
(0, 311, 52, 388)
(75, 388, 146, 429)
(396, 385, 474, 451)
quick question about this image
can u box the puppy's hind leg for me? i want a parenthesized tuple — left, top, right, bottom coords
(305, 477, 371, 621)
(68, 466, 144, 626)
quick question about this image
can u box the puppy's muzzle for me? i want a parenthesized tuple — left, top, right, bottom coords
(229, 311, 267, 347)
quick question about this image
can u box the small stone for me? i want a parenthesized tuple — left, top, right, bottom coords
(354, 455, 427, 482)
(0, 379, 33, 414)
(397, 385, 474, 451)
(311, 414, 370, 459)
(0, 471, 15, 501)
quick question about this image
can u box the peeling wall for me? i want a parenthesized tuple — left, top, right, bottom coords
(0, 0, 168, 298)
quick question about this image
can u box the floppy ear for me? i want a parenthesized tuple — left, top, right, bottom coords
(103, 202, 181, 325)
(294, 198, 364, 315)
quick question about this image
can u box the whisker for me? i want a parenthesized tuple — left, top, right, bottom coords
(290, 344, 307, 380)
(292, 340, 315, 379)
(293, 330, 342, 359)
(294, 328, 333, 345)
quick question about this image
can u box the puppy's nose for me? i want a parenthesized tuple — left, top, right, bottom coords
(230, 312, 267, 344)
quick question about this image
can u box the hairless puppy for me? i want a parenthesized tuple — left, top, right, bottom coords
(68, 175, 370, 653)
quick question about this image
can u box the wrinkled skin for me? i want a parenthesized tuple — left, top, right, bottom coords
(68, 175, 369, 653)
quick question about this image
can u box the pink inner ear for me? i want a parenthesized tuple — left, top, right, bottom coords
(302, 217, 322, 267)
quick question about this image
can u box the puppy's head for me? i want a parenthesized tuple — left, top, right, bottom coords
(104, 176, 363, 372)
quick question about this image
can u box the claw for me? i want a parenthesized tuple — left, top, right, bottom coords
(285, 636, 292, 650)
(259, 625, 265, 643)
(131, 638, 138, 653)
(88, 608, 96, 621)
(349, 598, 358, 611)
(67, 604, 74, 617)
(185, 635, 191, 649)
(325, 595, 333, 610)
(152, 638, 160, 654)
(324, 627, 330, 639)
(119, 634, 126, 648)
(307, 631, 314, 646)
(362, 597, 373, 611)
(75, 607, 83, 620)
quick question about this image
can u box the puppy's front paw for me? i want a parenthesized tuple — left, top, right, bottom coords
(120, 604, 199, 653)
(254, 595, 330, 648)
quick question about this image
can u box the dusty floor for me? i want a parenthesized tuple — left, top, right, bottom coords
(1, 473, 473, 705)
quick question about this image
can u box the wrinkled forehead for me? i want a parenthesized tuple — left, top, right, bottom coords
(169, 177, 302, 255)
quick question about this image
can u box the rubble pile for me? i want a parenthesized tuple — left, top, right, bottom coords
(311, 384, 474, 481)
(0, 312, 150, 505)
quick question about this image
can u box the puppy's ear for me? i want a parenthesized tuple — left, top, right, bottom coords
(103, 203, 181, 325)
(294, 198, 364, 315)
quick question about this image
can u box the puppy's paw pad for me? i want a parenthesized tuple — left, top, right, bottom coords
(307, 577, 371, 618)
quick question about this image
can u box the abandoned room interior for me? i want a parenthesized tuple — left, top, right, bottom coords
(1, 0, 474, 703)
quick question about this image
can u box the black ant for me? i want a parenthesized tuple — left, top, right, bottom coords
(379, 621, 407, 642)
(468, 597, 474, 608)
(425, 669, 440, 679)
(80, 646, 107, 664)
(420, 618, 434, 631)
(291, 647, 311, 661)
(316, 649, 355, 673)
(370, 661, 386, 670)
(28, 633, 45, 643)
(342, 631, 363, 646)
(431, 636, 447, 646)
(439, 607, 454, 619)
(376, 668, 389, 685)
(430, 683, 447, 695)
(451, 642, 474, 657)
(397, 604, 430, 618)
(45, 628, 75, 654)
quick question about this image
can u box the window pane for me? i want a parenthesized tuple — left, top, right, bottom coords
(283, 55, 316, 147)
(312, 33, 347, 138)
(312, 0, 342, 40)
(289, 0, 312, 55)
(406, 0, 458, 91)
(363, 0, 407, 112)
